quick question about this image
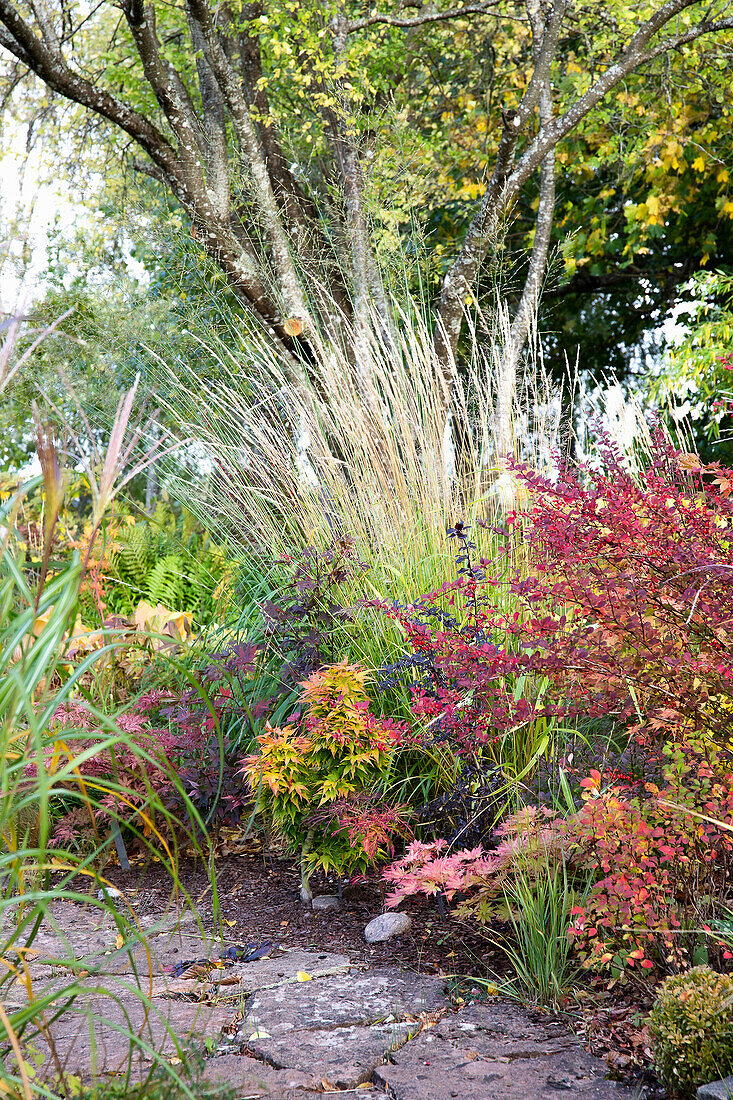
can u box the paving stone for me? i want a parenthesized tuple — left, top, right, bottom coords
(204, 1054, 386, 1099)
(202, 1054, 319, 1095)
(237, 967, 444, 1088)
(374, 1022, 635, 1100)
(434, 1000, 584, 1059)
(240, 968, 445, 1034)
(7, 901, 644, 1098)
(17, 902, 216, 979)
(248, 1020, 418, 1088)
(213, 948, 351, 999)
(6, 991, 235, 1080)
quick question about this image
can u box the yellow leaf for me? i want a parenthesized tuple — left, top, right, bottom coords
(115, 934, 124, 950)
(223, 919, 236, 927)
(296, 970, 312, 982)
(692, 155, 706, 172)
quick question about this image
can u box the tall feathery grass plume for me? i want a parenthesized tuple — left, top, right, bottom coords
(149, 292, 563, 605)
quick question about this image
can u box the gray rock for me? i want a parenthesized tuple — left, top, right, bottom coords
(699, 1079, 733, 1100)
(97, 887, 123, 903)
(364, 911, 412, 942)
(311, 894, 340, 911)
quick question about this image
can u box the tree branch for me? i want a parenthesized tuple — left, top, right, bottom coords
(131, 157, 166, 183)
(435, 0, 567, 370)
(435, 0, 731, 365)
(346, 0, 500, 32)
(0, 0, 180, 181)
(186, 9, 231, 221)
(121, 0, 208, 186)
(0, 21, 31, 65)
(637, 16, 733, 63)
(495, 2, 557, 459)
(28, 0, 60, 54)
(184, 0, 313, 328)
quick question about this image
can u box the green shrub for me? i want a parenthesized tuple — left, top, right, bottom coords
(650, 966, 733, 1098)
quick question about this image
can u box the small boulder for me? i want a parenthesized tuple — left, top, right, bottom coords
(364, 912, 412, 943)
(698, 1079, 733, 1100)
(97, 887, 123, 904)
(312, 895, 340, 911)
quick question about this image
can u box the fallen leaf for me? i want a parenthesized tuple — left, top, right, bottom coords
(247, 1029, 271, 1040)
(115, 934, 124, 950)
(296, 971, 312, 982)
(283, 317, 303, 337)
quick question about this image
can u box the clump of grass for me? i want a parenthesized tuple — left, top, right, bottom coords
(477, 846, 588, 1009)
(154, 293, 560, 605)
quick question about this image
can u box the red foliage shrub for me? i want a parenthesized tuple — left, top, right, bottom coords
(380, 433, 733, 762)
(380, 435, 733, 983)
(565, 748, 733, 981)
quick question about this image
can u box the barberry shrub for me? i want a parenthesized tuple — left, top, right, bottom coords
(241, 661, 407, 898)
(47, 640, 262, 851)
(380, 435, 733, 768)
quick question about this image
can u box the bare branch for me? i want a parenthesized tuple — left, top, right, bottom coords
(0, 0, 180, 181)
(436, 0, 732, 365)
(346, 0, 500, 32)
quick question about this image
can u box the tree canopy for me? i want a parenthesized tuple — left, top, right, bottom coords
(1, 0, 732, 437)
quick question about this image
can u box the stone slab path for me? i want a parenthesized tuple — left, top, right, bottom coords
(1, 901, 637, 1099)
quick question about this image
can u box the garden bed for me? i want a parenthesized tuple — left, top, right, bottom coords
(94, 838, 664, 1097)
